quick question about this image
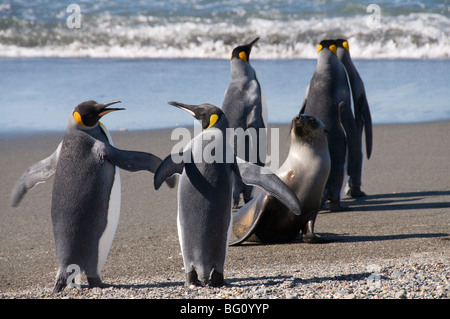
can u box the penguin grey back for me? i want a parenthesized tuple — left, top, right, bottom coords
(335, 39, 373, 159)
(11, 100, 171, 293)
(300, 40, 358, 211)
(222, 38, 267, 207)
(223, 37, 265, 132)
(51, 124, 114, 279)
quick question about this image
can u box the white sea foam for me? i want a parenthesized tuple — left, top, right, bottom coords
(0, 13, 448, 59)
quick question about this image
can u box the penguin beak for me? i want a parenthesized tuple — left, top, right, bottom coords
(168, 101, 220, 130)
(245, 37, 260, 56)
(167, 101, 197, 118)
(248, 37, 260, 48)
(98, 101, 125, 117)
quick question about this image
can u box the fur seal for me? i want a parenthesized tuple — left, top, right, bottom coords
(230, 114, 330, 244)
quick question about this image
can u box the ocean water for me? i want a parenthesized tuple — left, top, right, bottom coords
(1, 0, 449, 59)
(0, 0, 449, 133)
(1, 57, 449, 133)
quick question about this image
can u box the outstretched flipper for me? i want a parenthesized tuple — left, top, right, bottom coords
(154, 153, 185, 190)
(102, 144, 176, 188)
(232, 159, 301, 216)
(10, 142, 62, 207)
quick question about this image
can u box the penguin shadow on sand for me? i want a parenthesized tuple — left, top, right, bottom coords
(317, 190, 450, 243)
(86, 280, 185, 291)
(321, 190, 450, 214)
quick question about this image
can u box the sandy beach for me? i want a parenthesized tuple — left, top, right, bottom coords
(0, 121, 449, 299)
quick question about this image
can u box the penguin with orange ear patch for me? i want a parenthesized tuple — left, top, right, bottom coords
(335, 39, 373, 198)
(300, 40, 359, 212)
(11, 100, 172, 293)
(222, 37, 268, 209)
(154, 101, 301, 288)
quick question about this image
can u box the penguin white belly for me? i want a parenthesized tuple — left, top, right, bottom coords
(176, 173, 187, 270)
(96, 167, 121, 276)
(96, 122, 122, 277)
(177, 207, 187, 271)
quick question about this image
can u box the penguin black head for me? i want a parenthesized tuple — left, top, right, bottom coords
(317, 39, 337, 55)
(335, 38, 350, 52)
(73, 100, 124, 127)
(168, 101, 224, 130)
(230, 37, 260, 63)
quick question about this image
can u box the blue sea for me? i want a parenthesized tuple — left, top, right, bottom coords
(0, 0, 449, 133)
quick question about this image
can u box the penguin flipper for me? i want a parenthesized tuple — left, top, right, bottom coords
(10, 142, 62, 207)
(154, 153, 185, 190)
(232, 159, 301, 215)
(338, 101, 360, 177)
(103, 144, 162, 172)
(364, 117, 373, 159)
(103, 145, 177, 188)
(359, 98, 373, 159)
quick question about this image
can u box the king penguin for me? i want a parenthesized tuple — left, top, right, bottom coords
(11, 100, 174, 293)
(154, 101, 301, 287)
(335, 39, 373, 197)
(300, 40, 359, 212)
(222, 37, 268, 208)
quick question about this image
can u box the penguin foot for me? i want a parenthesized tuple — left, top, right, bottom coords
(184, 270, 226, 288)
(52, 281, 67, 294)
(329, 200, 350, 212)
(87, 276, 103, 288)
(347, 187, 367, 198)
(185, 270, 202, 288)
(302, 234, 331, 244)
(210, 270, 225, 287)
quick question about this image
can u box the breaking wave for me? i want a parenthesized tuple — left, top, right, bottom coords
(1, 1, 448, 59)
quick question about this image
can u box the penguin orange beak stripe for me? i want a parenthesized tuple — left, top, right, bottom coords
(98, 101, 125, 117)
(98, 108, 124, 117)
(167, 101, 196, 117)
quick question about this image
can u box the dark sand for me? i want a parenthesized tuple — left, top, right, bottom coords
(0, 122, 449, 294)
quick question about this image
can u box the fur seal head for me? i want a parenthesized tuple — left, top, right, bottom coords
(290, 114, 328, 146)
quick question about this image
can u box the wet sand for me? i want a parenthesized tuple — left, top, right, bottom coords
(0, 121, 449, 298)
